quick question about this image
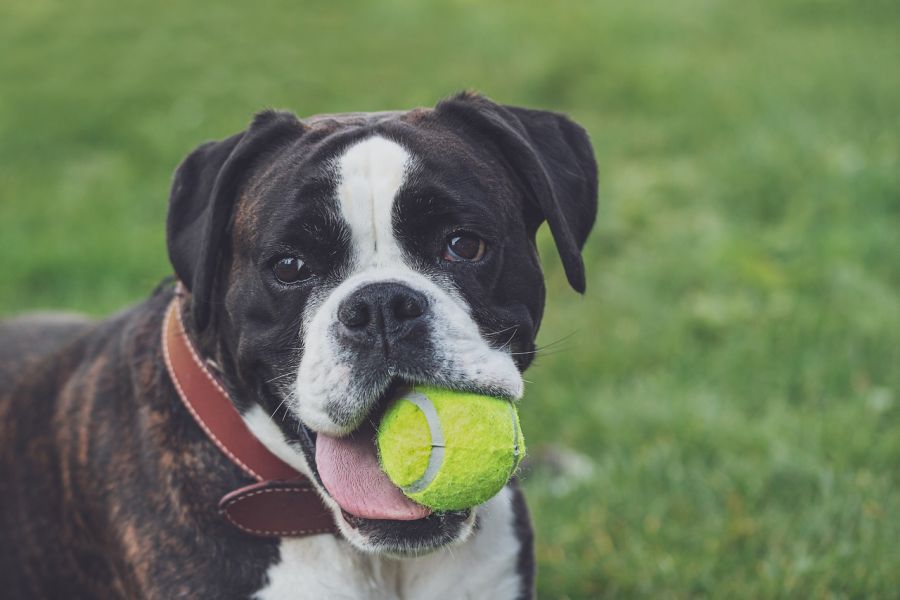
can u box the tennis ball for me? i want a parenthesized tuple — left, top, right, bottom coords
(376, 386, 525, 512)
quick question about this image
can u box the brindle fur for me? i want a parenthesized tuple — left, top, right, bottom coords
(0, 289, 279, 598)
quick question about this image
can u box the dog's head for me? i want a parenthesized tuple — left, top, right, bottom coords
(166, 93, 597, 555)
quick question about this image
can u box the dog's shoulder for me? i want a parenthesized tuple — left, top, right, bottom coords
(0, 286, 277, 598)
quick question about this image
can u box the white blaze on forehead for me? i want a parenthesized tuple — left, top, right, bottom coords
(335, 136, 412, 270)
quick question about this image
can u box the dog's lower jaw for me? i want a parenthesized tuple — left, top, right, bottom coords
(336, 507, 478, 558)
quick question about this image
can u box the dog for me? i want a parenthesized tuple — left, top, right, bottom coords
(0, 92, 597, 599)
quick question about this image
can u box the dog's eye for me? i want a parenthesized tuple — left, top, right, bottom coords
(272, 256, 311, 284)
(443, 232, 486, 262)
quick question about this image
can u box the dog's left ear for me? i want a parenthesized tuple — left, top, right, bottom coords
(166, 110, 305, 330)
(436, 93, 598, 293)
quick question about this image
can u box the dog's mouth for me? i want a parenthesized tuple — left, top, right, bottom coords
(294, 380, 472, 549)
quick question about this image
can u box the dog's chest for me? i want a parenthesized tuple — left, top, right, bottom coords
(253, 487, 524, 600)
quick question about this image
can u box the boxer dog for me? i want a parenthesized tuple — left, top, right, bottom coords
(0, 92, 597, 599)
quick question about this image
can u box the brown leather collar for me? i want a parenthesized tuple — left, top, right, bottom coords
(161, 291, 336, 538)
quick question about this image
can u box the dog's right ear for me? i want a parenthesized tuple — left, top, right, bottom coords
(166, 110, 305, 331)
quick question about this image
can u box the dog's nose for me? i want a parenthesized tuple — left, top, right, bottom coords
(337, 283, 428, 348)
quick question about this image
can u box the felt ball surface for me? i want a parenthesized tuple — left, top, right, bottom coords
(376, 386, 525, 512)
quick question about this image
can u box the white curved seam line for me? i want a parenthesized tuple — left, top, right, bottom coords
(402, 391, 444, 494)
(509, 402, 519, 457)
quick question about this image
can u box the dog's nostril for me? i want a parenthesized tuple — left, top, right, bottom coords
(338, 301, 370, 329)
(338, 283, 428, 338)
(393, 293, 426, 321)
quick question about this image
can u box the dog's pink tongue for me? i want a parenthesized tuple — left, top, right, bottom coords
(315, 428, 431, 521)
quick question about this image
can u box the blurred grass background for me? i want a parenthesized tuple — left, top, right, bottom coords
(1, 0, 898, 597)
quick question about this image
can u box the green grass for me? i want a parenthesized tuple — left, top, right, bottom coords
(2, 1, 898, 597)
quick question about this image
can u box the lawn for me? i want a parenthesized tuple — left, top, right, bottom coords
(1, 0, 898, 597)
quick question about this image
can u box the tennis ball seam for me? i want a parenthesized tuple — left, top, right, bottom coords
(400, 391, 445, 494)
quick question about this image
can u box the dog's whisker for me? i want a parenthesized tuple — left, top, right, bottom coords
(483, 324, 519, 338)
(508, 344, 575, 357)
(535, 346, 576, 358)
(507, 346, 543, 356)
(265, 371, 297, 385)
(535, 330, 579, 351)
(270, 396, 289, 420)
(496, 327, 520, 353)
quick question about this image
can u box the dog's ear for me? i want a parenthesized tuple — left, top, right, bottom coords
(435, 92, 598, 293)
(166, 110, 305, 330)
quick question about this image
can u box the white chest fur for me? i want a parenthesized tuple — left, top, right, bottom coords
(252, 486, 523, 600)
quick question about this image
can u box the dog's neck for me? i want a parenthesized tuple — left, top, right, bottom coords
(162, 292, 336, 537)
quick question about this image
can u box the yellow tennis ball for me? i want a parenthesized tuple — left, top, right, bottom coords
(376, 386, 525, 512)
